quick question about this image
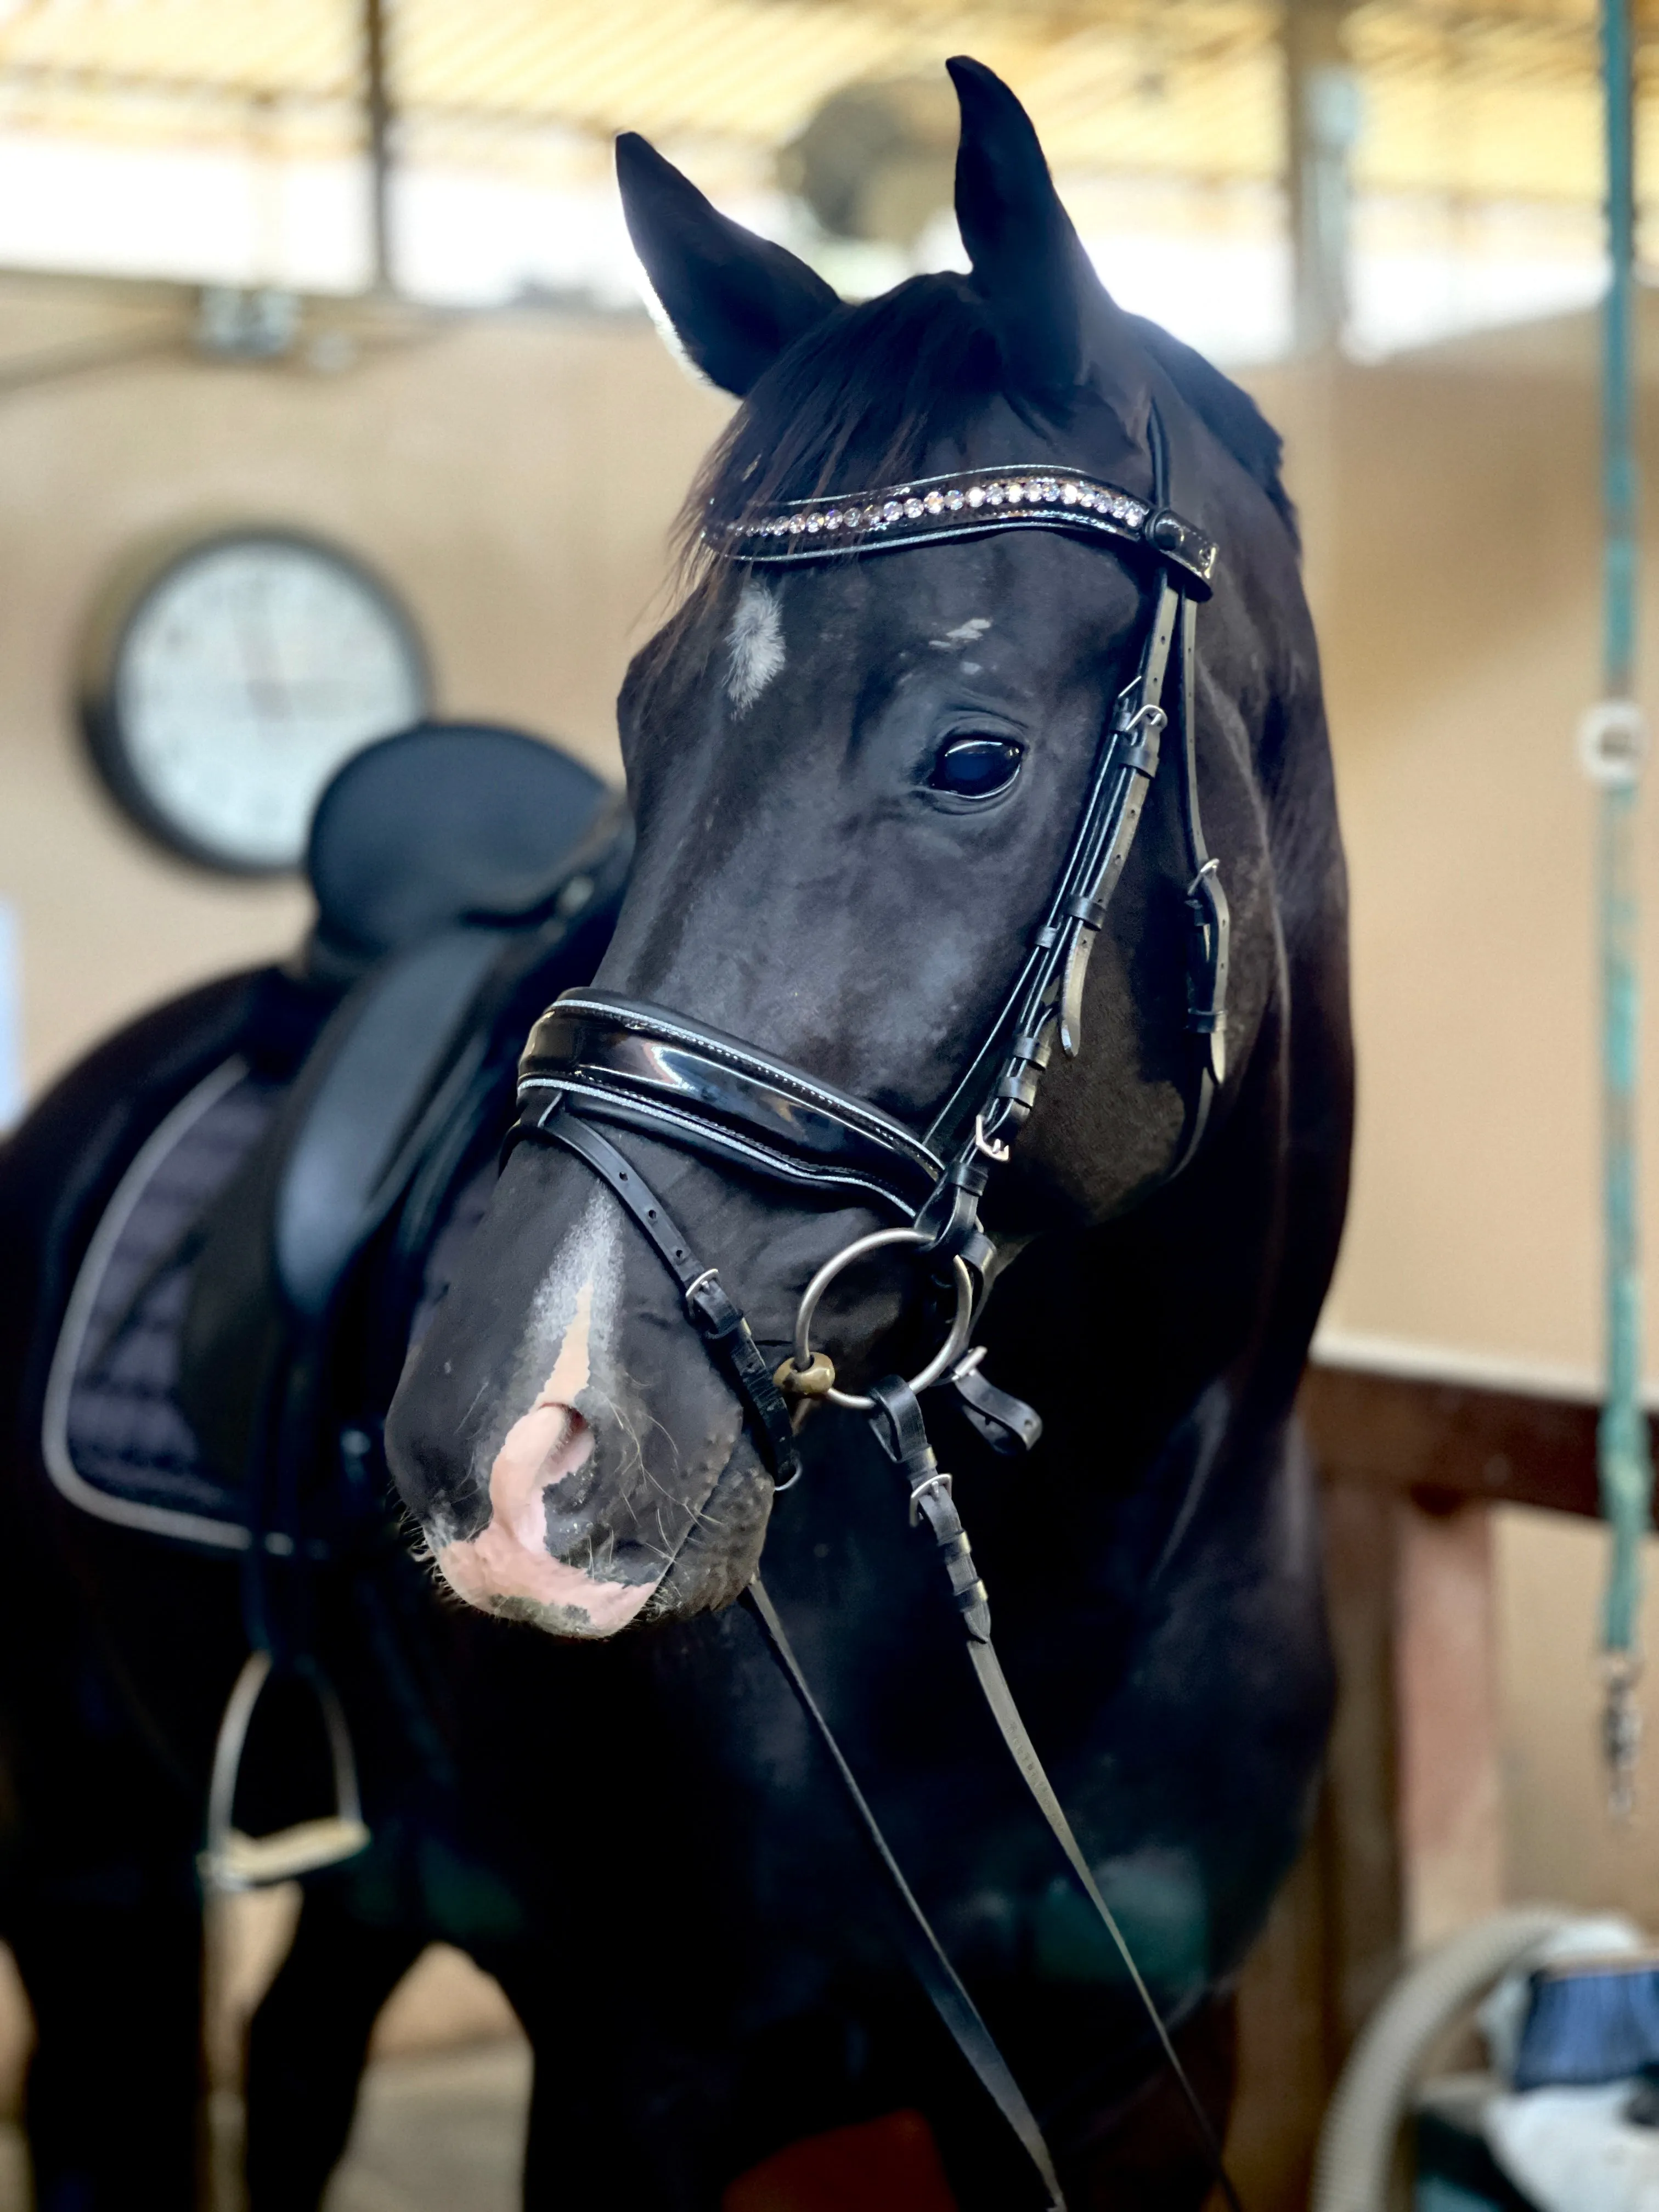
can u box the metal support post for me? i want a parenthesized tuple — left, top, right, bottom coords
(1285, 0, 1360, 356)
(365, 0, 394, 294)
(1591, 0, 1651, 1816)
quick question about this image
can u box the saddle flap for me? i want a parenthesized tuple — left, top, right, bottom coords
(61, 729, 630, 1532)
(272, 926, 509, 1319)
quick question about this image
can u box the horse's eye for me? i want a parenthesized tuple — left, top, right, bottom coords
(928, 736, 1024, 800)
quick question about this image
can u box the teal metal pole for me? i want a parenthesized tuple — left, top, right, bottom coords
(1597, 0, 1651, 1816)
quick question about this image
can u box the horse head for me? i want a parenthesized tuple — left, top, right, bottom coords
(385, 58, 1309, 1637)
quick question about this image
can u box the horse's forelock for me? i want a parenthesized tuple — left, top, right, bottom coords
(691, 275, 1002, 526)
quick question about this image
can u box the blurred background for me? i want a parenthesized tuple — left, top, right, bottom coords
(3, 1, 1659, 2207)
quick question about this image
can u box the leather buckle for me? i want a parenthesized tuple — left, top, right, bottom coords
(908, 1469, 954, 1527)
(1184, 860, 1230, 1085)
(972, 1114, 1011, 1165)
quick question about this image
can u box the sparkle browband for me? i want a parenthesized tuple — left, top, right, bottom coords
(712, 465, 1217, 592)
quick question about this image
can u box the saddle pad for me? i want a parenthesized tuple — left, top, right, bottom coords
(42, 1054, 497, 1554)
(42, 1057, 282, 1549)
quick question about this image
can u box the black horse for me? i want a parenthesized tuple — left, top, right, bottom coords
(386, 56, 1350, 2211)
(1, 62, 1350, 2212)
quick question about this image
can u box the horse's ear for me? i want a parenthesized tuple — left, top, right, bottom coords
(947, 57, 1145, 428)
(617, 133, 840, 397)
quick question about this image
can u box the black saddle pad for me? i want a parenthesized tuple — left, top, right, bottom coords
(44, 1056, 285, 1547)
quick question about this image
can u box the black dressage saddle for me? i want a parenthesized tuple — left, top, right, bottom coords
(46, 721, 629, 1559)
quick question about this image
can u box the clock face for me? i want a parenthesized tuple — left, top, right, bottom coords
(85, 530, 431, 872)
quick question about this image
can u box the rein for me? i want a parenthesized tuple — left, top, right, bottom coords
(507, 404, 1242, 2210)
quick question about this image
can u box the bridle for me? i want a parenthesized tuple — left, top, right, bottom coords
(506, 404, 1243, 2210)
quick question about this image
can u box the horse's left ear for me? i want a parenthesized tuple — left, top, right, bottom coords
(947, 57, 1147, 432)
(617, 132, 840, 396)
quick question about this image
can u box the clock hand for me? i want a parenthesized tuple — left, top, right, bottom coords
(236, 579, 292, 735)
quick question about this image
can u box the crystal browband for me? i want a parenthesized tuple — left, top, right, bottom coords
(712, 465, 1217, 591)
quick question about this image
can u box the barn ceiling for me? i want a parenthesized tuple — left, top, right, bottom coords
(0, 0, 1652, 211)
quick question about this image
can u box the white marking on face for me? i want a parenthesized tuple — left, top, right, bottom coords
(928, 616, 992, 652)
(433, 1192, 658, 1637)
(725, 580, 786, 713)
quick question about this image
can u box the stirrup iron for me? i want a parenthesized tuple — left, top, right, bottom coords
(199, 1650, 370, 1892)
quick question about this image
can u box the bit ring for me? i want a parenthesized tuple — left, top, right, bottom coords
(792, 1227, 975, 1413)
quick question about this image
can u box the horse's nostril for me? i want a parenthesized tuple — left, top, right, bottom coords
(428, 1394, 663, 1637)
(496, 1401, 593, 1548)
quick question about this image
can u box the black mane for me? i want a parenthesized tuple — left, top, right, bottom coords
(1127, 311, 1297, 545)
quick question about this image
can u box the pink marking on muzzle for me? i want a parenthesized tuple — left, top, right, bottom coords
(434, 1278, 661, 1636)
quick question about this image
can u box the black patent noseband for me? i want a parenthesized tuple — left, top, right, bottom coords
(519, 995, 944, 1217)
(505, 407, 1243, 2210)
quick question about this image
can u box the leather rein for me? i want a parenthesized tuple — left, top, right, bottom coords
(506, 406, 1243, 2211)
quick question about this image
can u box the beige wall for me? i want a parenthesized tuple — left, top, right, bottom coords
(1252, 324, 1659, 1384)
(1250, 329, 1659, 1929)
(1496, 1506, 1659, 1923)
(0, 278, 729, 1093)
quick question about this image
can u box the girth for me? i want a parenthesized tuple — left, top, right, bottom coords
(506, 399, 1242, 2209)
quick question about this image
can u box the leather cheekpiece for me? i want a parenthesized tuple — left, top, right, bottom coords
(509, 1107, 803, 1489)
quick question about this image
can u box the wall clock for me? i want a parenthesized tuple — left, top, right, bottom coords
(80, 526, 432, 874)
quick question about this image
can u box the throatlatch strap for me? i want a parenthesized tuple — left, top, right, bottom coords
(744, 1576, 1067, 2212)
(524, 1109, 802, 1488)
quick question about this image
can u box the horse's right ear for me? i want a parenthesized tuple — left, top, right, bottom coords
(617, 133, 840, 397)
